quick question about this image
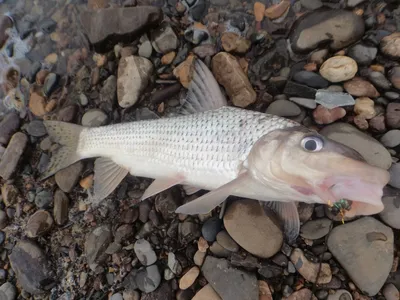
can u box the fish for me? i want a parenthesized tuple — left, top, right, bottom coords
(40, 58, 390, 243)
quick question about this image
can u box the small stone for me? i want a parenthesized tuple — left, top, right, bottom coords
(85, 225, 113, 271)
(368, 72, 392, 90)
(210, 241, 231, 258)
(161, 52, 176, 65)
(389, 163, 400, 189)
(0, 210, 7, 229)
(380, 32, 400, 59)
(266, 100, 301, 117)
(221, 32, 251, 54)
(79, 93, 89, 106)
(80, 174, 94, 190)
(313, 105, 346, 124)
(26, 120, 46, 137)
(1, 184, 19, 207)
(386, 103, 400, 129)
(138, 41, 152, 58)
(212, 52, 256, 108)
(0, 282, 16, 300)
(151, 23, 179, 54)
(353, 115, 369, 130)
(134, 239, 157, 266)
(40, 137, 52, 151)
(319, 56, 358, 83)
(382, 284, 399, 300)
(300, 218, 332, 240)
(194, 250, 206, 266)
(327, 217, 393, 296)
(192, 44, 217, 58)
(0, 113, 20, 145)
(115, 224, 134, 243)
(315, 90, 355, 109)
(35, 189, 52, 208)
(347, 43, 377, 66)
(26, 210, 53, 238)
(82, 109, 108, 127)
(259, 280, 273, 300)
(168, 252, 182, 274)
(254, 2, 265, 22)
(289, 97, 316, 109)
(290, 248, 332, 284)
(388, 66, 400, 89)
(216, 230, 239, 252)
(0, 132, 27, 180)
(354, 97, 376, 119)
(202, 217, 222, 242)
(310, 49, 329, 65)
(344, 77, 380, 98)
(43, 73, 59, 97)
(381, 130, 400, 148)
(55, 161, 83, 193)
(135, 265, 161, 293)
(369, 115, 386, 133)
(173, 55, 195, 88)
(284, 289, 317, 300)
(123, 290, 140, 300)
(326, 289, 352, 300)
(264, 0, 290, 20)
(45, 53, 58, 64)
(111, 293, 123, 300)
(293, 71, 329, 89)
(179, 266, 200, 290)
(57, 105, 77, 122)
(283, 81, 317, 99)
(192, 284, 221, 300)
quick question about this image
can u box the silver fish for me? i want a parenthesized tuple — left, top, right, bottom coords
(41, 58, 390, 243)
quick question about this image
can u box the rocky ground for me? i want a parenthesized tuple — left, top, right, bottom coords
(0, 0, 398, 299)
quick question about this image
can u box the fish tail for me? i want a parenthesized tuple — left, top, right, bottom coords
(39, 120, 84, 180)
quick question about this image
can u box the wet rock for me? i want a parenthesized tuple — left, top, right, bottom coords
(386, 103, 400, 128)
(202, 217, 222, 242)
(327, 217, 393, 296)
(85, 225, 113, 271)
(223, 199, 283, 259)
(151, 23, 179, 54)
(300, 218, 332, 240)
(381, 130, 400, 148)
(368, 72, 392, 90)
(9, 240, 55, 295)
(26, 210, 53, 238)
(135, 265, 161, 293)
(0, 132, 27, 180)
(0, 282, 16, 300)
(0, 113, 20, 145)
(216, 230, 239, 252)
(117, 56, 153, 108)
(283, 81, 317, 99)
(344, 77, 380, 98)
(380, 32, 400, 59)
(55, 161, 83, 193)
(289, 9, 364, 53)
(347, 43, 377, 66)
(81, 109, 108, 127)
(313, 105, 346, 124)
(221, 32, 251, 54)
(212, 52, 256, 108)
(315, 90, 355, 109)
(320, 122, 392, 169)
(53, 189, 69, 226)
(192, 284, 221, 300)
(80, 6, 163, 53)
(179, 266, 199, 290)
(388, 67, 400, 89)
(383, 284, 399, 300)
(293, 71, 329, 89)
(319, 56, 358, 83)
(283, 289, 317, 300)
(266, 100, 301, 117)
(289, 97, 316, 109)
(290, 248, 332, 284)
(134, 239, 157, 266)
(379, 196, 400, 230)
(389, 163, 400, 189)
(26, 120, 46, 137)
(202, 256, 258, 300)
(354, 97, 376, 119)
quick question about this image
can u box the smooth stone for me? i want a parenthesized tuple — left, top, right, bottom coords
(388, 66, 400, 89)
(386, 103, 400, 129)
(115, 224, 133, 243)
(347, 43, 377, 66)
(313, 105, 346, 124)
(55, 161, 83, 193)
(151, 23, 179, 54)
(168, 252, 182, 274)
(315, 90, 355, 109)
(382, 284, 399, 300)
(223, 199, 283, 259)
(85, 225, 113, 271)
(266, 100, 301, 117)
(34, 189, 52, 208)
(0, 282, 16, 300)
(192, 284, 221, 300)
(300, 0, 322, 10)
(368, 72, 392, 90)
(9, 240, 55, 295)
(319, 56, 358, 83)
(385, 92, 400, 100)
(300, 218, 332, 240)
(379, 196, 400, 230)
(134, 239, 157, 266)
(289, 97, 316, 109)
(283, 289, 317, 300)
(289, 9, 364, 53)
(179, 266, 199, 290)
(210, 241, 231, 258)
(138, 41, 152, 58)
(354, 97, 376, 119)
(43, 73, 59, 97)
(81, 109, 108, 127)
(202, 256, 258, 300)
(380, 32, 400, 59)
(216, 230, 239, 252)
(53, 189, 69, 226)
(319, 122, 392, 169)
(26, 210, 53, 238)
(343, 77, 380, 98)
(40, 137, 52, 151)
(283, 81, 317, 99)
(327, 217, 394, 296)
(389, 163, 400, 189)
(111, 293, 123, 300)
(0, 113, 20, 145)
(135, 265, 161, 293)
(79, 93, 88, 106)
(293, 71, 329, 89)
(0, 132, 28, 180)
(326, 290, 352, 300)
(201, 217, 222, 242)
(381, 130, 400, 148)
(193, 250, 206, 266)
(26, 120, 46, 137)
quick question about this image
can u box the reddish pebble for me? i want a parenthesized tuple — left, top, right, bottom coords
(353, 115, 369, 130)
(313, 105, 346, 125)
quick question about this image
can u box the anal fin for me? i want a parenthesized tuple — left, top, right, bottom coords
(92, 157, 129, 204)
(141, 174, 186, 201)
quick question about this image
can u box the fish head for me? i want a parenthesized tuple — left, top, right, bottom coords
(247, 126, 390, 217)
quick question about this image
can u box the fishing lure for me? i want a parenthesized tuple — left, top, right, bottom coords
(327, 199, 352, 224)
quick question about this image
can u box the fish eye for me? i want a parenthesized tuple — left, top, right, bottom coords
(301, 136, 324, 152)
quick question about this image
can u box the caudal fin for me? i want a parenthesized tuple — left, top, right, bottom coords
(39, 120, 84, 180)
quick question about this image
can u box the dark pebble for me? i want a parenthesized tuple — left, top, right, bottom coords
(322, 275, 341, 289)
(283, 81, 317, 99)
(271, 253, 288, 267)
(37, 153, 50, 173)
(35, 189, 53, 208)
(258, 262, 283, 278)
(293, 71, 329, 89)
(0, 113, 20, 145)
(385, 92, 400, 100)
(0, 232, 4, 245)
(316, 289, 329, 299)
(230, 253, 260, 270)
(43, 73, 59, 97)
(386, 103, 400, 128)
(282, 285, 293, 297)
(0, 269, 7, 281)
(139, 201, 152, 223)
(26, 62, 41, 83)
(26, 120, 46, 137)
(347, 43, 377, 66)
(201, 217, 222, 242)
(368, 72, 392, 90)
(39, 19, 57, 34)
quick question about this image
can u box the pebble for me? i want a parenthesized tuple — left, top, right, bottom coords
(0, 210, 7, 229)
(192, 44, 217, 58)
(2, 184, 19, 207)
(389, 163, 400, 189)
(300, 0, 322, 10)
(380, 32, 400, 59)
(327, 217, 394, 296)
(388, 66, 400, 89)
(382, 284, 399, 300)
(26, 120, 47, 137)
(40, 137, 52, 151)
(202, 256, 258, 300)
(254, 2, 265, 22)
(0, 113, 20, 145)
(290, 248, 332, 284)
(264, 0, 290, 19)
(179, 266, 200, 290)
(123, 290, 140, 300)
(210, 241, 231, 258)
(221, 32, 251, 54)
(293, 71, 329, 89)
(319, 122, 392, 169)
(0, 132, 28, 180)
(381, 130, 400, 148)
(111, 293, 123, 300)
(354, 97, 376, 119)
(289, 97, 316, 109)
(81, 109, 108, 127)
(216, 230, 239, 252)
(283, 81, 317, 99)
(29, 91, 47, 117)
(135, 265, 161, 293)
(192, 284, 221, 300)
(138, 41, 152, 58)
(266, 100, 301, 117)
(100, 75, 117, 111)
(386, 103, 400, 129)
(327, 290, 352, 300)
(79, 93, 89, 106)
(212, 52, 256, 108)
(117, 56, 153, 108)
(368, 71, 392, 90)
(34, 189, 52, 208)
(344, 77, 380, 98)
(55, 161, 83, 193)
(194, 250, 206, 266)
(173, 55, 195, 88)
(43, 73, 59, 97)
(151, 23, 179, 54)
(26, 210, 53, 238)
(223, 199, 283, 259)
(300, 218, 332, 240)
(84, 225, 113, 271)
(80, 174, 94, 189)
(369, 115, 386, 133)
(385, 91, 400, 100)
(0, 282, 16, 300)
(283, 289, 317, 300)
(347, 43, 377, 66)
(315, 90, 355, 109)
(201, 217, 222, 242)
(167, 252, 182, 274)
(319, 56, 358, 83)
(313, 105, 346, 124)
(9, 240, 55, 295)
(134, 239, 157, 266)
(161, 52, 176, 65)
(114, 224, 133, 242)
(57, 105, 77, 122)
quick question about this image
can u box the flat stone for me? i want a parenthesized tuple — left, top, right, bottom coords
(389, 163, 400, 189)
(319, 56, 358, 83)
(344, 77, 380, 98)
(138, 41, 153, 58)
(85, 225, 113, 271)
(0, 282, 16, 300)
(81, 109, 108, 127)
(379, 196, 400, 229)
(386, 103, 400, 129)
(289, 9, 364, 53)
(315, 90, 355, 109)
(289, 97, 316, 109)
(293, 71, 329, 89)
(266, 100, 301, 117)
(55, 161, 83, 193)
(26, 210, 53, 238)
(381, 130, 400, 148)
(134, 239, 157, 266)
(9, 240, 55, 295)
(216, 230, 239, 252)
(0, 132, 28, 180)
(368, 71, 392, 90)
(192, 284, 221, 300)
(202, 256, 258, 300)
(0, 113, 20, 145)
(223, 199, 283, 259)
(319, 122, 392, 169)
(209, 241, 231, 258)
(179, 266, 199, 290)
(300, 218, 332, 240)
(80, 6, 163, 53)
(347, 43, 377, 66)
(53, 189, 69, 225)
(327, 217, 393, 296)
(151, 23, 179, 54)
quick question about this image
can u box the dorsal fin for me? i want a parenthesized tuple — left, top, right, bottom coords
(178, 58, 227, 115)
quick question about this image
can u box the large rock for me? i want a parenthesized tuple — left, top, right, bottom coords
(202, 256, 258, 300)
(289, 8, 364, 53)
(117, 56, 153, 108)
(0, 113, 20, 145)
(80, 7, 163, 53)
(319, 122, 392, 169)
(9, 240, 55, 295)
(327, 217, 394, 296)
(223, 199, 283, 259)
(0, 132, 28, 180)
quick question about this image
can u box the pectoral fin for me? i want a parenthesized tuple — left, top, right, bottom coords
(141, 174, 186, 201)
(263, 201, 300, 245)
